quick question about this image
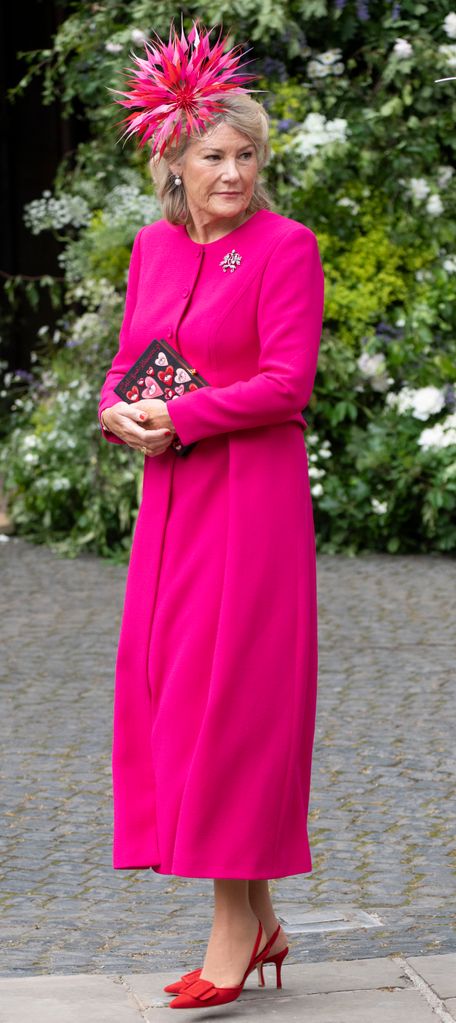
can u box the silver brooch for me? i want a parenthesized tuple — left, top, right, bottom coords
(219, 249, 242, 273)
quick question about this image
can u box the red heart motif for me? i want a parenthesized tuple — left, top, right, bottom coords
(146, 367, 154, 375)
(164, 388, 175, 399)
(158, 368, 174, 385)
(127, 386, 139, 401)
(189, 383, 198, 391)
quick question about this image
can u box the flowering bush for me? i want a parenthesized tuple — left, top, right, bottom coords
(2, 0, 456, 557)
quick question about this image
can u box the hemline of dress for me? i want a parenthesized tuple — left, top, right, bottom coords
(112, 861, 313, 880)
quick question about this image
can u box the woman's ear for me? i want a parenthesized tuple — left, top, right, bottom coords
(169, 161, 182, 177)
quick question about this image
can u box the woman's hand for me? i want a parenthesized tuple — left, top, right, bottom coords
(101, 400, 176, 457)
(130, 398, 177, 433)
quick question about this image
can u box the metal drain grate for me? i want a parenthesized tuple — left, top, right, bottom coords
(278, 905, 382, 934)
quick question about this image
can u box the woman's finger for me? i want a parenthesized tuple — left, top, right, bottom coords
(127, 427, 174, 455)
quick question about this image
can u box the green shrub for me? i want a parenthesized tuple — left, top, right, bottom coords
(2, 0, 455, 557)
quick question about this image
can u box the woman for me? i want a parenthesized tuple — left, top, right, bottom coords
(98, 21, 324, 1011)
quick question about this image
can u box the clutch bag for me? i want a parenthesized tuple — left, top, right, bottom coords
(114, 338, 209, 457)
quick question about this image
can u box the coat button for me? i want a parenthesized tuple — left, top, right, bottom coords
(182, 287, 189, 297)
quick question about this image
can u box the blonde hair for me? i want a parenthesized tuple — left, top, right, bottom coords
(149, 93, 273, 224)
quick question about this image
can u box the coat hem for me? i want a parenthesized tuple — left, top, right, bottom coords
(112, 860, 313, 880)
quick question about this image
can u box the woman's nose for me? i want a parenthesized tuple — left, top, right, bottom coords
(220, 160, 241, 180)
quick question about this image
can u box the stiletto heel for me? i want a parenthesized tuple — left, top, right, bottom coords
(268, 945, 289, 988)
(256, 959, 265, 986)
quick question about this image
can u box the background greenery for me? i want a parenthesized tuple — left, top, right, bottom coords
(1, 0, 455, 559)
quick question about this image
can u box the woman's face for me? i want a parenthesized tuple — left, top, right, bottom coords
(170, 122, 259, 223)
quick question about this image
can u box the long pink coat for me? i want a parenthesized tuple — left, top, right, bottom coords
(98, 208, 324, 879)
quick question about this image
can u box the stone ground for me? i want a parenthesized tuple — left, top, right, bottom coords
(0, 537, 455, 979)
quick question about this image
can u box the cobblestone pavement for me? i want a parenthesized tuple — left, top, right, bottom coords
(0, 537, 455, 977)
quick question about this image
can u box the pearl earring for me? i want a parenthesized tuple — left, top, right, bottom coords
(173, 175, 182, 187)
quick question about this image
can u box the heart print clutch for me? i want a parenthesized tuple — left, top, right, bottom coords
(114, 338, 209, 457)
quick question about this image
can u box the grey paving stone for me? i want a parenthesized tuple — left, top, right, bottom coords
(0, 539, 455, 975)
(405, 952, 456, 998)
(121, 973, 447, 1022)
(126, 956, 409, 1007)
(0, 975, 141, 1023)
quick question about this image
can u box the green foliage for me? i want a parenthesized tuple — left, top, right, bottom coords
(2, 0, 456, 557)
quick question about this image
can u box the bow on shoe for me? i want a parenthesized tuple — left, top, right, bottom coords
(181, 978, 219, 1001)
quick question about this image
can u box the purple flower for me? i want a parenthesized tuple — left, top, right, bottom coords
(13, 369, 35, 383)
(374, 321, 404, 343)
(356, 0, 370, 20)
(391, 2, 401, 19)
(277, 118, 296, 132)
(334, 0, 347, 9)
(259, 57, 288, 82)
(443, 383, 455, 410)
(65, 338, 84, 349)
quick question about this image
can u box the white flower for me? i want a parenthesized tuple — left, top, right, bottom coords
(51, 477, 71, 491)
(393, 38, 413, 59)
(308, 466, 326, 479)
(303, 113, 326, 132)
(318, 449, 332, 459)
(426, 194, 443, 216)
(310, 482, 324, 497)
(23, 191, 90, 234)
(387, 385, 446, 420)
(131, 28, 147, 45)
(438, 43, 456, 67)
(320, 48, 343, 64)
(105, 41, 123, 54)
(408, 177, 430, 200)
(357, 352, 394, 393)
(395, 317, 406, 327)
(371, 498, 388, 515)
(293, 113, 349, 159)
(418, 414, 456, 449)
(23, 452, 38, 465)
(307, 49, 345, 78)
(443, 13, 456, 39)
(443, 256, 456, 273)
(102, 184, 160, 227)
(22, 434, 39, 449)
(358, 352, 387, 377)
(410, 386, 446, 419)
(337, 197, 360, 213)
(437, 165, 454, 188)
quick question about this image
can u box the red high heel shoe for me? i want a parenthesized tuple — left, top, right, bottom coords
(163, 921, 284, 995)
(168, 919, 265, 1009)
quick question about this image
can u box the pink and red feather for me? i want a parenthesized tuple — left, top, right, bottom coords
(113, 20, 257, 157)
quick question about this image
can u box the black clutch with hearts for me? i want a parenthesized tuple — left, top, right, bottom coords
(114, 338, 209, 456)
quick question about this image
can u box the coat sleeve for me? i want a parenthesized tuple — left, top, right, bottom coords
(166, 226, 325, 445)
(97, 226, 146, 445)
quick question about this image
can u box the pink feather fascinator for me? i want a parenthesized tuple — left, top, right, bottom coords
(112, 19, 259, 158)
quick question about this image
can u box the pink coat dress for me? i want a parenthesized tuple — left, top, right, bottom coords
(98, 208, 325, 879)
